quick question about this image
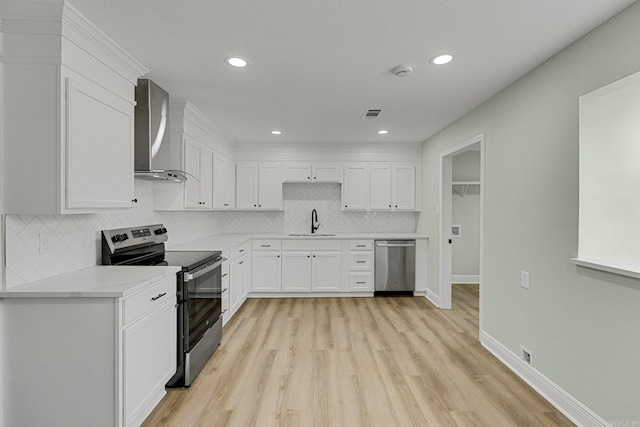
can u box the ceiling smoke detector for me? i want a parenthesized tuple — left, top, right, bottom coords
(392, 64, 413, 77)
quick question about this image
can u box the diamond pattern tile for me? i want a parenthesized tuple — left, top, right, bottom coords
(5, 180, 415, 288)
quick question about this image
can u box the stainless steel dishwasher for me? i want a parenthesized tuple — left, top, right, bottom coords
(374, 240, 416, 295)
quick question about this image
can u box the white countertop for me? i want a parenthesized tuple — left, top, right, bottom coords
(0, 266, 181, 298)
(168, 232, 428, 252)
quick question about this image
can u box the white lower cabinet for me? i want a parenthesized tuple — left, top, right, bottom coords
(221, 253, 231, 325)
(1, 275, 177, 427)
(310, 252, 342, 291)
(281, 252, 312, 292)
(348, 240, 374, 292)
(251, 247, 282, 292)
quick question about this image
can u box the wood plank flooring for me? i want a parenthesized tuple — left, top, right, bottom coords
(142, 285, 573, 426)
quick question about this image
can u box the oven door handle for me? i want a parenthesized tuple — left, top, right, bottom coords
(183, 258, 226, 282)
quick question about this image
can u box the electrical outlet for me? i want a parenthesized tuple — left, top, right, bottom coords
(39, 233, 53, 255)
(521, 345, 533, 365)
(520, 271, 530, 289)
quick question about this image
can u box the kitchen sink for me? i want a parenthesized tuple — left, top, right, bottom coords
(288, 233, 336, 237)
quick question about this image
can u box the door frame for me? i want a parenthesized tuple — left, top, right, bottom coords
(438, 134, 485, 327)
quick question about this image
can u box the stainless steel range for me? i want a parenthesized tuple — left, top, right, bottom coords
(101, 224, 224, 387)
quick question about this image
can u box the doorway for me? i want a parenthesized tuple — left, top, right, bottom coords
(438, 134, 484, 332)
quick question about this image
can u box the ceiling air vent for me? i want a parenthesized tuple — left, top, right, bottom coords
(363, 109, 382, 119)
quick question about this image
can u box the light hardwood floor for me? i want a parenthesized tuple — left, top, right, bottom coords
(143, 285, 573, 426)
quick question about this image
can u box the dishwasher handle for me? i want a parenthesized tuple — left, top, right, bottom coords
(375, 241, 415, 248)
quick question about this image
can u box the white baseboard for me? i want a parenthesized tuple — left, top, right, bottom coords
(451, 274, 480, 284)
(425, 287, 441, 307)
(480, 331, 609, 427)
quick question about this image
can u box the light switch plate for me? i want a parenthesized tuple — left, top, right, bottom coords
(520, 271, 530, 289)
(39, 233, 53, 255)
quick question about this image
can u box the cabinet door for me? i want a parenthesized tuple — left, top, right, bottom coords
(224, 159, 236, 209)
(393, 165, 416, 210)
(312, 163, 341, 183)
(240, 255, 249, 302)
(123, 298, 176, 426)
(251, 252, 281, 292)
(258, 164, 283, 210)
(281, 252, 312, 292)
(199, 147, 213, 209)
(342, 164, 369, 210)
(230, 258, 243, 316)
(283, 163, 312, 183)
(183, 139, 201, 209)
(370, 165, 392, 210)
(212, 155, 226, 209)
(236, 163, 258, 210)
(65, 77, 134, 210)
(311, 251, 341, 291)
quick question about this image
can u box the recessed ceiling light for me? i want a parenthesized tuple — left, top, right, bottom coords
(378, 130, 389, 135)
(226, 57, 248, 68)
(430, 54, 453, 65)
(271, 130, 282, 135)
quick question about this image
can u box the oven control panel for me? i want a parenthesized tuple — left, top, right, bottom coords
(102, 224, 168, 255)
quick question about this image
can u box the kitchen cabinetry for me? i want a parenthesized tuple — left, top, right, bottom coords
(283, 163, 341, 183)
(1, 273, 177, 427)
(342, 163, 370, 210)
(154, 137, 214, 210)
(213, 154, 236, 210)
(221, 252, 231, 325)
(229, 242, 249, 318)
(236, 163, 283, 210)
(370, 164, 419, 211)
(251, 240, 282, 292)
(281, 240, 342, 292)
(348, 240, 374, 292)
(2, 4, 147, 214)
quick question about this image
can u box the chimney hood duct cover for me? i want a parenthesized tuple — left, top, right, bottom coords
(134, 79, 189, 182)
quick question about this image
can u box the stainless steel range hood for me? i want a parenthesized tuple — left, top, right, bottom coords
(134, 79, 188, 182)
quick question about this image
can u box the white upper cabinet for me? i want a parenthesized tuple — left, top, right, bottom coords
(236, 163, 283, 210)
(283, 163, 341, 183)
(370, 164, 420, 211)
(212, 154, 235, 210)
(153, 101, 232, 211)
(1, 3, 147, 214)
(342, 164, 370, 210)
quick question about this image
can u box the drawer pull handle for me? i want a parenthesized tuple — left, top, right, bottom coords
(239, 261, 244, 265)
(222, 273, 228, 277)
(222, 288, 228, 293)
(151, 292, 167, 302)
(356, 281, 366, 284)
(356, 261, 366, 263)
(356, 245, 366, 247)
(260, 245, 270, 247)
(222, 308, 228, 314)
(239, 249, 245, 253)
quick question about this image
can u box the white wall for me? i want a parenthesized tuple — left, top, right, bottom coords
(417, 2, 640, 423)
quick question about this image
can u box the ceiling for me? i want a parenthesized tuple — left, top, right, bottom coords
(70, 0, 635, 145)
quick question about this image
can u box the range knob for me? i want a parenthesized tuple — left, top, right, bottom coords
(111, 235, 121, 243)
(120, 233, 128, 241)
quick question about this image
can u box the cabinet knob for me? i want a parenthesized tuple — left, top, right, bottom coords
(395, 205, 398, 208)
(345, 205, 348, 208)
(307, 176, 311, 180)
(254, 204, 257, 207)
(259, 204, 262, 207)
(277, 255, 280, 258)
(388, 205, 391, 208)
(132, 198, 138, 203)
(314, 177, 317, 180)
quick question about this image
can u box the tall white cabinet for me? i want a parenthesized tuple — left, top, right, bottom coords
(1, 2, 147, 214)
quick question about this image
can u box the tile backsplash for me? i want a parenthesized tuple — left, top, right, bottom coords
(4, 180, 415, 288)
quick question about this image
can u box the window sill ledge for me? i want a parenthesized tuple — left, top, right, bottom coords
(571, 258, 640, 280)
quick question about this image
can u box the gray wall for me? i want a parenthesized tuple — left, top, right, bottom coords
(452, 151, 480, 278)
(417, 2, 640, 422)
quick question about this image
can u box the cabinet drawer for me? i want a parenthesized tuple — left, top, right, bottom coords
(230, 242, 250, 259)
(123, 277, 176, 325)
(252, 240, 282, 251)
(349, 240, 373, 251)
(349, 272, 373, 291)
(349, 252, 373, 270)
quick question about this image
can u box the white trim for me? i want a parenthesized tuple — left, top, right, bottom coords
(248, 292, 373, 298)
(439, 133, 485, 314)
(480, 331, 610, 427)
(425, 287, 441, 307)
(451, 275, 479, 284)
(571, 258, 640, 281)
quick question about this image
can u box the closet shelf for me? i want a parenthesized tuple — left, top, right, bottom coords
(452, 181, 480, 197)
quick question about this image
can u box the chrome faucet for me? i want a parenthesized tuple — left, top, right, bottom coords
(311, 209, 320, 234)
